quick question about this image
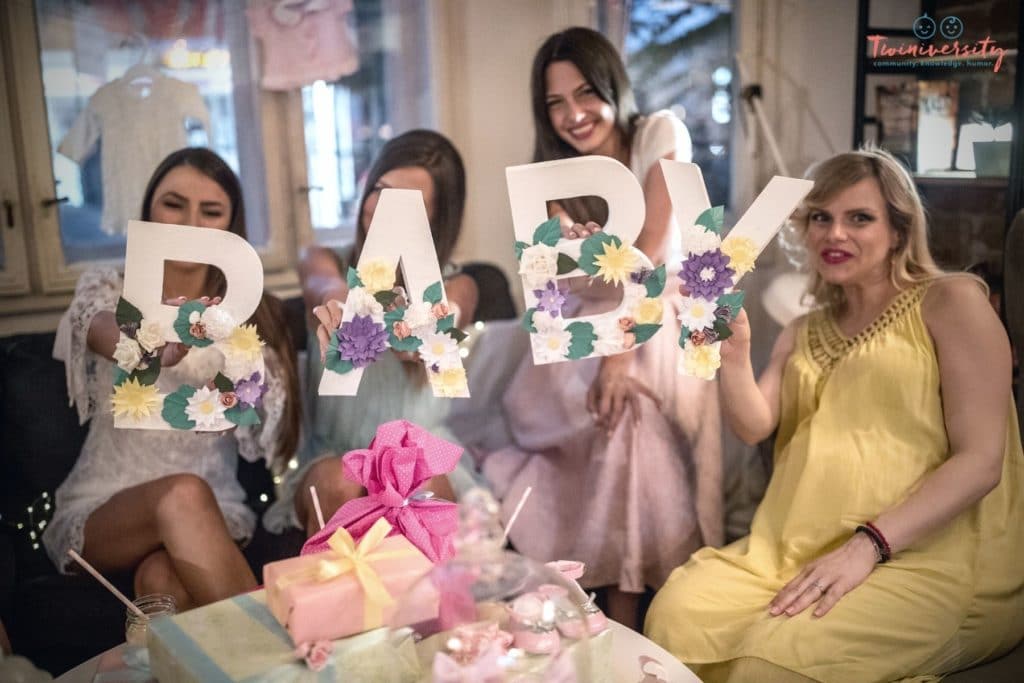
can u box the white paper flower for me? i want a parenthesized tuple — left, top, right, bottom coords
(533, 319, 572, 363)
(680, 224, 723, 256)
(345, 288, 385, 320)
(682, 342, 722, 380)
(519, 243, 559, 289)
(112, 335, 143, 372)
(403, 301, 436, 337)
(677, 297, 718, 331)
(185, 386, 228, 428)
(135, 319, 166, 353)
(221, 352, 258, 382)
(622, 282, 647, 308)
(592, 318, 626, 355)
(200, 307, 237, 341)
(418, 332, 460, 368)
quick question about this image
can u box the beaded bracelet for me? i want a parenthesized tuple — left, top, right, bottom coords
(855, 523, 892, 563)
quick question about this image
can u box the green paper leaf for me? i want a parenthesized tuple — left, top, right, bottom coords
(566, 321, 596, 359)
(389, 334, 422, 353)
(556, 253, 578, 275)
(128, 355, 161, 386)
(532, 216, 562, 247)
(678, 326, 692, 349)
(522, 308, 538, 333)
(113, 367, 129, 387)
(346, 267, 363, 289)
(696, 206, 725, 235)
(225, 405, 261, 427)
(446, 327, 468, 343)
(324, 335, 354, 374)
(713, 319, 734, 341)
(514, 240, 531, 260)
(172, 301, 213, 348)
(716, 291, 746, 320)
(162, 385, 197, 430)
(374, 290, 399, 308)
(631, 323, 662, 344)
(213, 372, 234, 393)
(115, 297, 143, 327)
(645, 265, 667, 298)
(383, 307, 407, 328)
(577, 232, 619, 276)
(436, 314, 455, 332)
(423, 281, 443, 305)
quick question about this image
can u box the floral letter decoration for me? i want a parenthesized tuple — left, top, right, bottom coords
(659, 160, 815, 380)
(317, 188, 471, 398)
(111, 296, 267, 431)
(507, 156, 668, 365)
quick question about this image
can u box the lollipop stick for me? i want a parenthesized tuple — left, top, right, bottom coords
(309, 485, 326, 531)
(67, 549, 147, 620)
(501, 486, 533, 546)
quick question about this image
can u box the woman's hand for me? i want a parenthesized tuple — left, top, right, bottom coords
(769, 532, 878, 619)
(586, 353, 661, 435)
(720, 308, 752, 362)
(313, 299, 344, 363)
(564, 221, 602, 239)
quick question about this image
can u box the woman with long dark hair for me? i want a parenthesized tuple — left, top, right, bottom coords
(472, 27, 722, 631)
(44, 148, 300, 610)
(263, 129, 483, 537)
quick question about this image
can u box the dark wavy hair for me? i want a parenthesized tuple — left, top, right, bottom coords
(140, 147, 300, 470)
(353, 129, 466, 270)
(530, 26, 639, 163)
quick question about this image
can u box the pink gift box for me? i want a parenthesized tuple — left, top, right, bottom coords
(264, 533, 438, 645)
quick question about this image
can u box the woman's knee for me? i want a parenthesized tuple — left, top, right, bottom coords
(302, 457, 363, 499)
(134, 550, 175, 596)
(154, 473, 219, 519)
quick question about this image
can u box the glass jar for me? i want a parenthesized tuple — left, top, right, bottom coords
(125, 593, 177, 646)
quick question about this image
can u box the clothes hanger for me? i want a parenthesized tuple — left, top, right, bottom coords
(119, 32, 160, 90)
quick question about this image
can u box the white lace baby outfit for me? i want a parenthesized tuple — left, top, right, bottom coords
(42, 267, 286, 573)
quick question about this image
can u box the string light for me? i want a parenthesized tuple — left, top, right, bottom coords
(2, 492, 55, 552)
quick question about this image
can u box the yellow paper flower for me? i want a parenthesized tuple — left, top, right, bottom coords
(358, 259, 396, 294)
(111, 378, 163, 421)
(682, 342, 722, 381)
(593, 241, 638, 286)
(429, 366, 468, 398)
(721, 236, 758, 277)
(632, 297, 663, 325)
(225, 324, 264, 362)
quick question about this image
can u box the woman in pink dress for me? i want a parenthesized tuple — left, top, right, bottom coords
(475, 27, 722, 630)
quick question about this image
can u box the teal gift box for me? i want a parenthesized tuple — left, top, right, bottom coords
(147, 590, 420, 682)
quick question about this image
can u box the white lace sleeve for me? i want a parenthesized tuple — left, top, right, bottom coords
(57, 267, 122, 424)
(236, 346, 286, 468)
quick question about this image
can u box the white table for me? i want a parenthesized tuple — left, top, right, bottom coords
(57, 622, 700, 682)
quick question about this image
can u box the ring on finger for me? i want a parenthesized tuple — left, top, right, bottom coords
(812, 581, 826, 593)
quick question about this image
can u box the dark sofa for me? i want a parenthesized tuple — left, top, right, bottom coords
(0, 330, 305, 675)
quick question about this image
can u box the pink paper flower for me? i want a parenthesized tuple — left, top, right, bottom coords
(294, 640, 334, 672)
(431, 302, 450, 319)
(393, 320, 412, 339)
(618, 316, 636, 332)
(219, 391, 238, 408)
(189, 322, 207, 339)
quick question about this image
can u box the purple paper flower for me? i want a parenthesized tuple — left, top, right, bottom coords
(630, 267, 653, 285)
(234, 371, 268, 409)
(680, 249, 735, 300)
(337, 314, 389, 368)
(533, 281, 566, 318)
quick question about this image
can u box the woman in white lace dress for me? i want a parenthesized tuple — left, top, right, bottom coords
(42, 148, 300, 610)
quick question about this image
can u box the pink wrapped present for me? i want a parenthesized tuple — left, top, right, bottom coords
(303, 419, 462, 562)
(265, 517, 438, 645)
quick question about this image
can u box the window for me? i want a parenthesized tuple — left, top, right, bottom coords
(5, 0, 277, 295)
(299, 0, 434, 246)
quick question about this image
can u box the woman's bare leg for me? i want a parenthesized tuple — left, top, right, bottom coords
(82, 473, 256, 606)
(606, 587, 641, 631)
(298, 456, 457, 537)
(134, 549, 195, 611)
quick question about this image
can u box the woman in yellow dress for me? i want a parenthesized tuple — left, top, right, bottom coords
(645, 148, 1024, 682)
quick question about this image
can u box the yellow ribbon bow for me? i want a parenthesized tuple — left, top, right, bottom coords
(278, 518, 420, 630)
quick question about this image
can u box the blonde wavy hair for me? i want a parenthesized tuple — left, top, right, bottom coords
(790, 147, 946, 309)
